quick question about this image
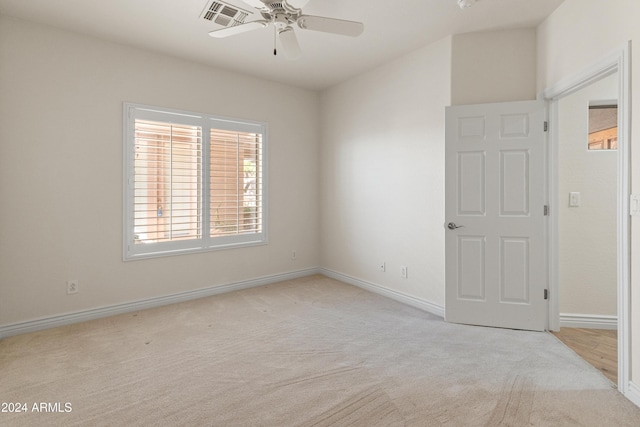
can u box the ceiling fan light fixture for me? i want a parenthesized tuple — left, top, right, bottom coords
(457, 0, 478, 9)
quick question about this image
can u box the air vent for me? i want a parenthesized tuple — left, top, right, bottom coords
(201, 0, 251, 27)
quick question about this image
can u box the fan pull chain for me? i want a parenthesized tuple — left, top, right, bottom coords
(273, 26, 277, 56)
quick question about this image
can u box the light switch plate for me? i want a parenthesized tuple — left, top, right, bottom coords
(569, 192, 581, 207)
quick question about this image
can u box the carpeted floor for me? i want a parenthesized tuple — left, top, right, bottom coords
(1, 275, 639, 426)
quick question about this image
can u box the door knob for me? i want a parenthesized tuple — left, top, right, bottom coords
(447, 222, 464, 230)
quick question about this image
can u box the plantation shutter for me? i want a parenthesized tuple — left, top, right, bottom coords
(125, 103, 267, 260)
(133, 120, 202, 244)
(210, 128, 263, 237)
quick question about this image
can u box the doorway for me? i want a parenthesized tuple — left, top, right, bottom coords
(544, 44, 631, 395)
(555, 72, 618, 383)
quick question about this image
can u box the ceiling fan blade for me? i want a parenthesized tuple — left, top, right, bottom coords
(208, 20, 268, 38)
(278, 27, 302, 59)
(297, 15, 364, 37)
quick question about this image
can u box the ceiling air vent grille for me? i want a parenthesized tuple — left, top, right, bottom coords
(201, 0, 250, 28)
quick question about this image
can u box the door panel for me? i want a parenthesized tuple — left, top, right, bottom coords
(500, 150, 530, 215)
(458, 152, 486, 215)
(500, 237, 529, 303)
(458, 236, 486, 300)
(445, 100, 547, 331)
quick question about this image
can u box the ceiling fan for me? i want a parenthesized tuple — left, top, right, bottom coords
(208, 0, 364, 59)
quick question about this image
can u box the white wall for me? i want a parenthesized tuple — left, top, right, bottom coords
(538, 0, 640, 387)
(318, 28, 538, 313)
(320, 37, 451, 308)
(0, 16, 320, 326)
(558, 73, 618, 316)
(451, 29, 537, 106)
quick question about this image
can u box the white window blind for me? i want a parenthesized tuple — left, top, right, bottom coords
(124, 104, 267, 260)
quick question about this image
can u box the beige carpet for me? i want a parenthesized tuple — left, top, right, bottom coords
(1, 275, 639, 426)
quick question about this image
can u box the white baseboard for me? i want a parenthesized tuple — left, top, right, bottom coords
(559, 313, 618, 330)
(320, 268, 445, 318)
(0, 267, 322, 339)
(627, 381, 640, 408)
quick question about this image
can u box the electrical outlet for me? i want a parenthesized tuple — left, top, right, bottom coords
(379, 262, 386, 272)
(67, 280, 79, 294)
(401, 266, 408, 279)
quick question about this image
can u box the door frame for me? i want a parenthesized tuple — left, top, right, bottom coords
(542, 42, 631, 395)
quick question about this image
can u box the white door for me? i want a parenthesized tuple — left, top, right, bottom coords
(445, 100, 547, 331)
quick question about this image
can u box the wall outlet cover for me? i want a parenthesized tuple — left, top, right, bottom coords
(67, 280, 79, 294)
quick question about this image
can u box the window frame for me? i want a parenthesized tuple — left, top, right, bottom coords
(123, 103, 268, 260)
(587, 103, 618, 151)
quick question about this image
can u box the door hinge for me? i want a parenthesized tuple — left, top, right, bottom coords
(544, 289, 549, 300)
(544, 121, 548, 132)
(544, 205, 549, 216)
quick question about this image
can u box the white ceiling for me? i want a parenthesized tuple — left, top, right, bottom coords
(0, 0, 565, 90)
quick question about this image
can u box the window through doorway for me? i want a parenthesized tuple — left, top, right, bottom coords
(588, 104, 618, 150)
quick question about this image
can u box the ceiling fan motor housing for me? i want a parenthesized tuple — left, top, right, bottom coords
(261, 1, 302, 29)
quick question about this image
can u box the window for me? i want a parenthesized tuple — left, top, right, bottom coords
(588, 104, 618, 150)
(124, 104, 267, 260)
